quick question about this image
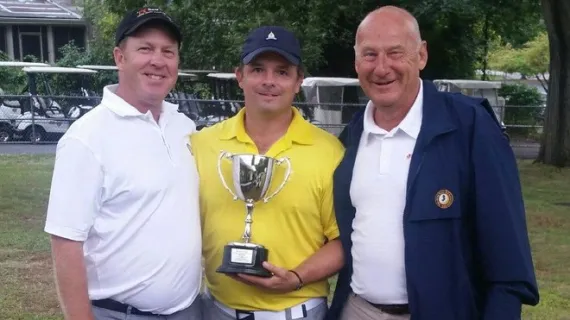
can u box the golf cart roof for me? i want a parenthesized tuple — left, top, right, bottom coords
(433, 79, 502, 89)
(22, 66, 98, 74)
(181, 69, 220, 74)
(178, 72, 198, 77)
(0, 61, 50, 68)
(302, 77, 360, 87)
(207, 72, 236, 80)
(76, 64, 118, 70)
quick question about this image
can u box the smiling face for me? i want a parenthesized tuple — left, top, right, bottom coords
(354, 8, 428, 110)
(235, 52, 303, 116)
(113, 23, 179, 108)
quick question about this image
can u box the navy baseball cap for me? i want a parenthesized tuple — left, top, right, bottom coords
(241, 26, 302, 65)
(115, 7, 182, 46)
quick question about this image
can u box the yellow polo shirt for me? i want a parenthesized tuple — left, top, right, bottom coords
(190, 107, 344, 311)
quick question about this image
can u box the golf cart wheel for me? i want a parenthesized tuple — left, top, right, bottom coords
(24, 126, 46, 143)
(0, 124, 13, 142)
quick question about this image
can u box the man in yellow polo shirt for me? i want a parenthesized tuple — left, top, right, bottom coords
(190, 25, 345, 320)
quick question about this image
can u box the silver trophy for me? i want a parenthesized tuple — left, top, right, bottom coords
(216, 151, 291, 277)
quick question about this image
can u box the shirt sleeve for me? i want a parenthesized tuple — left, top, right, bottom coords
(44, 136, 103, 242)
(321, 144, 345, 241)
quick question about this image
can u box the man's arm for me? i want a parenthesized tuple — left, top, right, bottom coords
(291, 238, 343, 285)
(235, 239, 343, 293)
(471, 105, 539, 319)
(51, 236, 94, 320)
(44, 136, 103, 319)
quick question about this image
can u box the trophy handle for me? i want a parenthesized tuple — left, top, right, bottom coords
(263, 157, 291, 203)
(217, 151, 238, 200)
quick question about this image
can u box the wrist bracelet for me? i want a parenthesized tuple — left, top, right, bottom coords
(289, 270, 304, 290)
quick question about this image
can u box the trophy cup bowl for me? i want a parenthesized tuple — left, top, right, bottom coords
(216, 151, 291, 278)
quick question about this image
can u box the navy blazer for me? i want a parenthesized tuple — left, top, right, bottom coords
(326, 80, 539, 320)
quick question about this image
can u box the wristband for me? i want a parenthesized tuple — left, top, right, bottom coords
(289, 270, 304, 290)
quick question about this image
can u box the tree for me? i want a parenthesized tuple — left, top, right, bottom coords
(81, 0, 544, 80)
(536, 0, 570, 167)
(168, 0, 341, 72)
(316, 0, 484, 79)
(474, 0, 543, 80)
(489, 32, 549, 92)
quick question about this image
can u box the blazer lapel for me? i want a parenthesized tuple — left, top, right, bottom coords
(405, 80, 458, 213)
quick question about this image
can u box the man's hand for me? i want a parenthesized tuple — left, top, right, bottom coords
(229, 261, 300, 293)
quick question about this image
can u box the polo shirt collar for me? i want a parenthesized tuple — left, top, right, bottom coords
(219, 107, 314, 145)
(101, 84, 179, 118)
(362, 79, 423, 143)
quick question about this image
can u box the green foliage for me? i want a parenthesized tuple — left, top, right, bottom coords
(461, 0, 545, 80)
(0, 51, 27, 94)
(166, 0, 341, 72)
(83, 0, 122, 65)
(489, 32, 549, 78)
(417, 8, 481, 79)
(476, 0, 544, 48)
(77, 0, 545, 80)
(500, 83, 544, 138)
(500, 83, 543, 106)
(49, 41, 93, 96)
(55, 42, 117, 92)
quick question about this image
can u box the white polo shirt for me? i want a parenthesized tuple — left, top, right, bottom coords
(44, 84, 202, 315)
(350, 81, 423, 304)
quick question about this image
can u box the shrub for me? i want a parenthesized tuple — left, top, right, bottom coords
(499, 83, 544, 139)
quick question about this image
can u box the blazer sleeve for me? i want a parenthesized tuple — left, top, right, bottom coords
(471, 105, 540, 319)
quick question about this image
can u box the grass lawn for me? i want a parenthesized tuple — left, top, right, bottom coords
(0, 154, 569, 319)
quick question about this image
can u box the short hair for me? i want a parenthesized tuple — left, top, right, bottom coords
(237, 62, 305, 79)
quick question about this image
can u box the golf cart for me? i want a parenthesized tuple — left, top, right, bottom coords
(197, 74, 368, 134)
(192, 72, 241, 129)
(300, 77, 367, 136)
(76, 64, 120, 101)
(11, 66, 98, 143)
(167, 71, 202, 122)
(433, 79, 507, 136)
(0, 61, 51, 142)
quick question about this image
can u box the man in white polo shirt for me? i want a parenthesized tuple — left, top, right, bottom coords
(44, 7, 202, 320)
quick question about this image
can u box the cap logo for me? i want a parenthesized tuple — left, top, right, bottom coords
(137, 7, 170, 20)
(266, 32, 277, 41)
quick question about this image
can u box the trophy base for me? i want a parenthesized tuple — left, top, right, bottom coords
(216, 242, 272, 278)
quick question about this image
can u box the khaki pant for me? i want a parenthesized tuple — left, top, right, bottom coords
(340, 293, 410, 320)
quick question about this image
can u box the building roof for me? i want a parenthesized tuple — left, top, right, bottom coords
(0, 0, 82, 21)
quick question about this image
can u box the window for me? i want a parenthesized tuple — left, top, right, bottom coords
(19, 26, 44, 62)
(53, 26, 85, 60)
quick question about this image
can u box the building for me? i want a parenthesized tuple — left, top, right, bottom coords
(0, 0, 87, 64)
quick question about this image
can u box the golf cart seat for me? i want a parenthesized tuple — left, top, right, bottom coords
(168, 91, 201, 121)
(0, 88, 20, 108)
(3, 99, 20, 108)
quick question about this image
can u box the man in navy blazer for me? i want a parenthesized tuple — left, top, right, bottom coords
(326, 6, 539, 320)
